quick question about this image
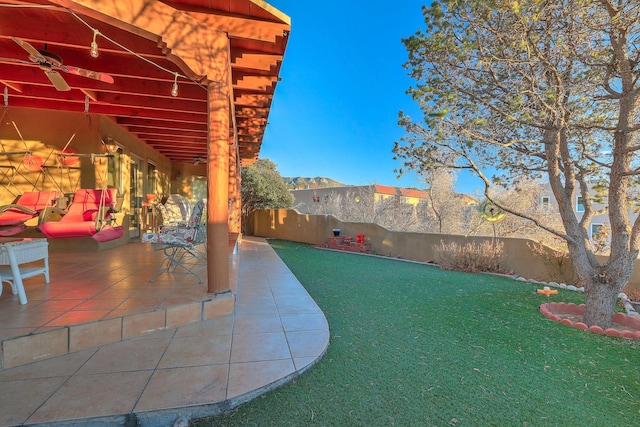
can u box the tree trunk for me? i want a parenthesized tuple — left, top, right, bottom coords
(583, 279, 621, 329)
(566, 240, 630, 330)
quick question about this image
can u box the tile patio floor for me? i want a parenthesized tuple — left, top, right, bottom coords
(0, 236, 329, 426)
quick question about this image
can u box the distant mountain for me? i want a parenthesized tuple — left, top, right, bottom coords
(283, 176, 346, 189)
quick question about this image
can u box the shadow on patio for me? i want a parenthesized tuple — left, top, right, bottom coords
(0, 236, 329, 426)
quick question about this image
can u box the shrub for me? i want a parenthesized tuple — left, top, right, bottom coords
(433, 240, 505, 273)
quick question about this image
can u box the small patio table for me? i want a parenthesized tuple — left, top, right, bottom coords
(0, 237, 49, 304)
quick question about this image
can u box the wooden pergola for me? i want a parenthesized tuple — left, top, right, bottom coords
(0, 0, 290, 293)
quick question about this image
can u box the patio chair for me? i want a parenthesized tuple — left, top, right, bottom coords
(38, 188, 124, 242)
(0, 191, 59, 236)
(154, 194, 191, 229)
(142, 199, 206, 283)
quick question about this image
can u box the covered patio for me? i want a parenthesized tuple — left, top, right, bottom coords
(0, 1, 328, 424)
(0, 237, 329, 426)
(0, 0, 290, 292)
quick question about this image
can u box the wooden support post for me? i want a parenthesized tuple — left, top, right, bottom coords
(228, 135, 240, 234)
(234, 169, 242, 233)
(207, 79, 230, 294)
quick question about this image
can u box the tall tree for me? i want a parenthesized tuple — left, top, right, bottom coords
(394, 0, 640, 328)
(479, 181, 565, 246)
(241, 159, 293, 227)
(423, 167, 468, 234)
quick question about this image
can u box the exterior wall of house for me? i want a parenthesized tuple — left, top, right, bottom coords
(170, 163, 207, 202)
(290, 186, 357, 212)
(539, 183, 639, 245)
(0, 108, 171, 194)
(0, 107, 93, 201)
(97, 115, 172, 201)
(400, 195, 422, 206)
(248, 208, 640, 294)
(0, 107, 190, 239)
(290, 185, 430, 214)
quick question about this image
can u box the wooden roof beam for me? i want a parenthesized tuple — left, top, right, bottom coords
(233, 75, 277, 92)
(231, 51, 283, 72)
(186, 13, 288, 44)
(234, 95, 270, 107)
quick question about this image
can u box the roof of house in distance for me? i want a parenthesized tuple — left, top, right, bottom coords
(373, 184, 429, 199)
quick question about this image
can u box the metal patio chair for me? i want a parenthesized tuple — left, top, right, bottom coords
(142, 199, 206, 283)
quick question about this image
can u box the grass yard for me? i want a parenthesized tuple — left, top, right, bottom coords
(195, 240, 640, 426)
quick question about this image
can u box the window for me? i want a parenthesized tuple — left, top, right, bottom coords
(107, 146, 123, 193)
(541, 196, 550, 210)
(146, 162, 157, 196)
(576, 196, 585, 212)
(591, 223, 604, 240)
(129, 156, 143, 237)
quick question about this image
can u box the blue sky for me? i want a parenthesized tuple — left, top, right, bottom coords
(260, 1, 480, 193)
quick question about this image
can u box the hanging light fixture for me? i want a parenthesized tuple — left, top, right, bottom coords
(171, 73, 179, 97)
(102, 137, 118, 153)
(90, 29, 100, 58)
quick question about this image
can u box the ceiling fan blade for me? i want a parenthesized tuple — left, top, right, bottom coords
(62, 65, 114, 84)
(0, 57, 31, 65)
(44, 70, 71, 91)
(10, 36, 46, 63)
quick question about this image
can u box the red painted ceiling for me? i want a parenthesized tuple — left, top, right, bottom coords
(0, 0, 289, 165)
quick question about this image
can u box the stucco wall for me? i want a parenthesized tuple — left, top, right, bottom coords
(0, 107, 174, 205)
(248, 209, 640, 293)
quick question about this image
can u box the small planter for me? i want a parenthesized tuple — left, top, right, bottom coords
(327, 236, 344, 249)
(540, 302, 640, 339)
(332, 229, 341, 237)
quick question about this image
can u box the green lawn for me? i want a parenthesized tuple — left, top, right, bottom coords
(195, 240, 640, 426)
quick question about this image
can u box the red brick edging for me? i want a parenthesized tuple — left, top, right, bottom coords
(540, 302, 640, 339)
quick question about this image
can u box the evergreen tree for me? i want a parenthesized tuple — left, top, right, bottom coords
(241, 159, 293, 225)
(394, 0, 640, 328)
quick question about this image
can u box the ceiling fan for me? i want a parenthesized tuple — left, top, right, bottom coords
(6, 36, 114, 91)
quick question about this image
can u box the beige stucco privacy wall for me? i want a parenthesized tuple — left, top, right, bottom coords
(248, 209, 640, 293)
